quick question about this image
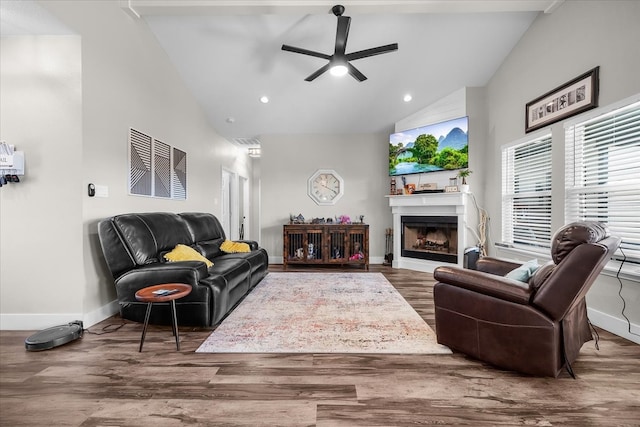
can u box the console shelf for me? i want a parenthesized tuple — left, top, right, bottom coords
(283, 223, 369, 270)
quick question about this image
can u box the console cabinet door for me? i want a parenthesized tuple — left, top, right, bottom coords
(284, 225, 323, 264)
(327, 227, 347, 263)
(347, 226, 368, 265)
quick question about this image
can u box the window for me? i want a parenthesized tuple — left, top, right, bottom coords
(502, 133, 553, 249)
(565, 98, 640, 261)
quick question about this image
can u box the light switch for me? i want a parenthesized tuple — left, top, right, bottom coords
(94, 185, 109, 198)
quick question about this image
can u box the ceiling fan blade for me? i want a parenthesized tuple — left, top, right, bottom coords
(282, 44, 331, 60)
(335, 16, 351, 55)
(305, 63, 331, 82)
(347, 63, 367, 82)
(346, 43, 399, 61)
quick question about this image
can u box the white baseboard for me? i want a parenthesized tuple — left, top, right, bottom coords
(83, 300, 120, 328)
(1, 313, 85, 331)
(0, 300, 120, 331)
(588, 307, 640, 345)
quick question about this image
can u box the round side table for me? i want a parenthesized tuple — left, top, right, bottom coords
(134, 283, 192, 352)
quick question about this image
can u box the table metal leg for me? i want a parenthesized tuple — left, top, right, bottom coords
(139, 302, 153, 352)
(170, 305, 177, 337)
(171, 299, 180, 351)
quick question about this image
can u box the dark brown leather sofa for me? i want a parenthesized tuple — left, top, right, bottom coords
(433, 222, 621, 377)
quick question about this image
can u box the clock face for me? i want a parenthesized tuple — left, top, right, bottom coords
(308, 169, 344, 205)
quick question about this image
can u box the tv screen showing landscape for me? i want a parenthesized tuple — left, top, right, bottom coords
(389, 116, 469, 176)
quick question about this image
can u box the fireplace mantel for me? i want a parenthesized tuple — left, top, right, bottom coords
(387, 193, 470, 272)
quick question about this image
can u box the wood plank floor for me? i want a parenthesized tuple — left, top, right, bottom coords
(1, 265, 639, 426)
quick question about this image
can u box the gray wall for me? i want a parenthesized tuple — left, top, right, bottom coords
(0, 1, 253, 329)
(0, 35, 84, 323)
(260, 133, 391, 263)
(484, 0, 640, 341)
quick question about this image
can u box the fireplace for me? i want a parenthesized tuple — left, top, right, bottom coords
(401, 216, 458, 263)
(388, 192, 472, 272)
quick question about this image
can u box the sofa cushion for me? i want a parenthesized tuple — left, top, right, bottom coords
(195, 238, 225, 259)
(112, 213, 193, 265)
(164, 244, 213, 268)
(208, 258, 251, 293)
(180, 212, 226, 242)
(219, 248, 269, 288)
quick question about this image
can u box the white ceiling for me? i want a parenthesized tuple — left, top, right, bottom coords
(2, 0, 565, 145)
(0, 0, 73, 35)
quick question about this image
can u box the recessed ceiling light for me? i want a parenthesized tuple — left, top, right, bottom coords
(260, 96, 269, 104)
(226, 117, 235, 123)
(403, 94, 412, 102)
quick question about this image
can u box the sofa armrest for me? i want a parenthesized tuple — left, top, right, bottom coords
(114, 261, 209, 300)
(434, 266, 533, 304)
(476, 256, 524, 276)
(236, 240, 259, 251)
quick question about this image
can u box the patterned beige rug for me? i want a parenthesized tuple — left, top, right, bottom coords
(196, 272, 451, 354)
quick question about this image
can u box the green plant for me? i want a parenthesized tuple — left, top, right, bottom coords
(457, 169, 472, 185)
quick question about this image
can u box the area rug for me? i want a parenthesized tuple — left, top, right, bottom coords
(196, 272, 451, 354)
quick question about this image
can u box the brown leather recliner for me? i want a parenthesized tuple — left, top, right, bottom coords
(433, 222, 621, 377)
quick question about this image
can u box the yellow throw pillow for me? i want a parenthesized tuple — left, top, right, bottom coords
(164, 244, 213, 267)
(220, 240, 251, 253)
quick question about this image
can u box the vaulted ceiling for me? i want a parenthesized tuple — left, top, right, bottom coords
(2, 0, 565, 145)
(138, 1, 566, 144)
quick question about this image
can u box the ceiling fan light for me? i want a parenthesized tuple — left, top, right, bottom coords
(330, 64, 348, 77)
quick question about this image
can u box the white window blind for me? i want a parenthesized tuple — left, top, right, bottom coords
(502, 134, 553, 249)
(565, 100, 640, 261)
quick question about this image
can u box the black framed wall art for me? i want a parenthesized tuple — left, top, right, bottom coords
(525, 66, 599, 133)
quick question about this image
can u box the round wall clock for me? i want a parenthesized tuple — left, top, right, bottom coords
(308, 169, 344, 205)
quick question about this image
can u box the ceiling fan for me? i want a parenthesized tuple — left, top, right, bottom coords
(282, 4, 398, 82)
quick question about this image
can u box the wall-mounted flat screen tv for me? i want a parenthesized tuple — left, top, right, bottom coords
(389, 116, 468, 176)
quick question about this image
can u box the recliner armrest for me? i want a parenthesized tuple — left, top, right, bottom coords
(434, 266, 533, 304)
(476, 256, 525, 276)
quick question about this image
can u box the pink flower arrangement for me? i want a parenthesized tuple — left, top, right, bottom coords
(338, 215, 351, 224)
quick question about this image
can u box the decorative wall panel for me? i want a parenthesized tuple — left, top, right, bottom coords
(172, 147, 187, 200)
(129, 129, 152, 196)
(129, 128, 187, 199)
(153, 139, 171, 198)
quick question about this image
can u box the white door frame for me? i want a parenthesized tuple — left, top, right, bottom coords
(238, 175, 250, 240)
(221, 168, 238, 240)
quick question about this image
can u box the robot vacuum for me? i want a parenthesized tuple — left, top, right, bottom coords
(25, 320, 84, 351)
